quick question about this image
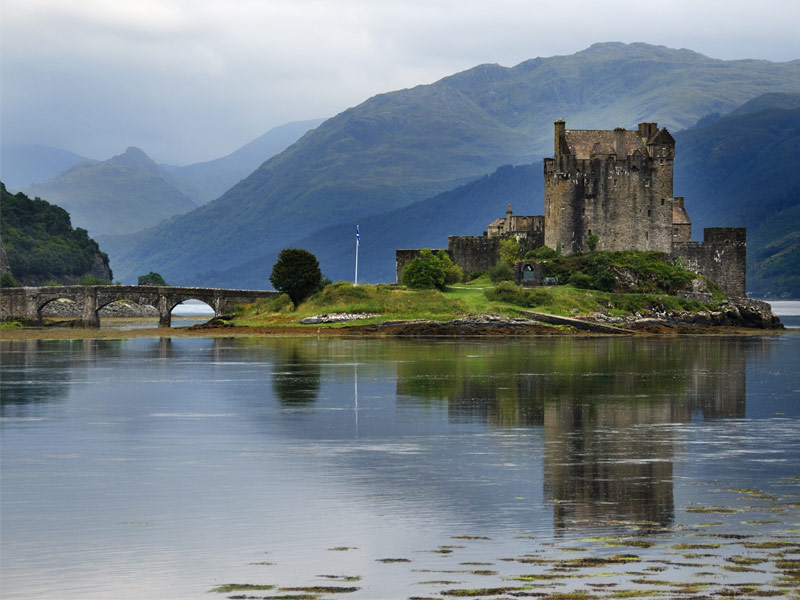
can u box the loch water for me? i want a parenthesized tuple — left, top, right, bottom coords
(2, 334, 799, 599)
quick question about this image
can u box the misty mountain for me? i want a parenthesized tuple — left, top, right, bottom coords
(191, 164, 542, 288)
(163, 118, 326, 204)
(0, 144, 94, 190)
(104, 42, 800, 286)
(24, 147, 197, 237)
(203, 93, 800, 298)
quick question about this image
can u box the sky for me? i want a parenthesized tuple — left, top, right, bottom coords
(2, 0, 799, 165)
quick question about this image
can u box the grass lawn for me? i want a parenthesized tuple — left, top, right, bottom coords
(231, 275, 721, 329)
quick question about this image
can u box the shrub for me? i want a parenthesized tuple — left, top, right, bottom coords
(499, 237, 521, 267)
(0, 272, 20, 288)
(568, 271, 593, 289)
(138, 271, 167, 286)
(269, 248, 323, 306)
(402, 249, 462, 290)
(488, 261, 514, 283)
(77, 274, 111, 286)
(467, 270, 486, 281)
(524, 246, 558, 260)
(485, 282, 555, 309)
(260, 293, 294, 313)
(594, 270, 617, 292)
(586, 232, 600, 252)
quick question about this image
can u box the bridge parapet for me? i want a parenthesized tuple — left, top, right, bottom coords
(0, 285, 279, 327)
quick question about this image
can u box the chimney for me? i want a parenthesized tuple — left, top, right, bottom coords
(638, 122, 657, 140)
(674, 196, 685, 209)
(614, 127, 626, 159)
(554, 119, 566, 159)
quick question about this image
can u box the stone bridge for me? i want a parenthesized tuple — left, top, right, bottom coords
(0, 285, 279, 327)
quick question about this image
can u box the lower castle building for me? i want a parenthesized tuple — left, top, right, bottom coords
(397, 120, 747, 298)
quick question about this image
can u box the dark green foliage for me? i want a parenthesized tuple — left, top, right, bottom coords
(269, 248, 323, 306)
(488, 262, 514, 283)
(467, 270, 486, 281)
(401, 249, 462, 290)
(485, 281, 554, 308)
(77, 274, 111, 286)
(138, 271, 167, 286)
(524, 246, 558, 260)
(546, 251, 696, 295)
(0, 272, 20, 287)
(568, 271, 593, 290)
(0, 182, 111, 285)
(586, 232, 600, 252)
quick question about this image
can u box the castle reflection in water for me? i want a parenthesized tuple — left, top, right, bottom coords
(396, 337, 765, 531)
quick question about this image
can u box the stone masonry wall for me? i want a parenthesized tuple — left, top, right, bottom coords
(448, 236, 501, 278)
(673, 228, 747, 298)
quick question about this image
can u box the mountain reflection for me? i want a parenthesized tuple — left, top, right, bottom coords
(395, 337, 764, 530)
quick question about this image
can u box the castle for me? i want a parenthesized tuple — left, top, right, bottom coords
(397, 120, 747, 298)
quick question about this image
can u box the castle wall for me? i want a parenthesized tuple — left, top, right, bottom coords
(672, 228, 747, 298)
(545, 153, 674, 255)
(448, 236, 501, 277)
(544, 122, 675, 255)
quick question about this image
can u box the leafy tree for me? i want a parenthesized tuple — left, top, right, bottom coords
(269, 248, 322, 306)
(401, 249, 462, 290)
(0, 272, 19, 288)
(499, 237, 521, 268)
(138, 271, 167, 286)
(586, 232, 600, 252)
(0, 182, 111, 285)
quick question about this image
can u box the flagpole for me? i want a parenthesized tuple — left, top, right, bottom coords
(354, 225, 360, 286)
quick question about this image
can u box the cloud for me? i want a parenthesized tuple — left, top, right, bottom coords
(2, 0, 798, 164)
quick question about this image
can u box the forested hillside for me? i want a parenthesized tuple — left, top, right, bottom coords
(103, 43, 800, 285)
(0, 183, 112, 285)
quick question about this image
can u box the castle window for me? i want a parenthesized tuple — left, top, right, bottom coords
(646, 231, 649, 240)
(661, 199, 665, 205)
(648, 209, 651, 217)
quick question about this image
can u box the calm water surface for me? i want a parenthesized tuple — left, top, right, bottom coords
(2, 335, 799, 599)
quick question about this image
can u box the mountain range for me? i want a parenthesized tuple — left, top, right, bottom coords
(101, 42, 800, 296)
(3, 119, 326, 237)
(23, 147, 198, 236)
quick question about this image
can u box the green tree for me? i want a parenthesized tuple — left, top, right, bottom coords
(269, 248, 322, 307)
(586, 232, 600, 252)
(138, 271, 167, 286)
(0, 272, 19, 288)
(401, 249, 462, 290)
(499, 237, 521, 268)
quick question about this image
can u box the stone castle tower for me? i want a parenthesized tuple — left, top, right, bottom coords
(544, 120, 677, 254)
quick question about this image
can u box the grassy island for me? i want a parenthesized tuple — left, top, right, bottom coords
(225, 251, 757, 334)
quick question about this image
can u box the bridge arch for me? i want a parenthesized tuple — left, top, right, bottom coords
(167, 299, 216, 328)
(0, 285, 279, 327)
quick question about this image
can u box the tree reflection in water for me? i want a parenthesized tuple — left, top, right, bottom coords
(271, 343, 321, 405)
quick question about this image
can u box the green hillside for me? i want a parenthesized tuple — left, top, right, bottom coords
(24, 147, 197, 237)
(104, 43, 800, 285)
(0, 182, 112, 285)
